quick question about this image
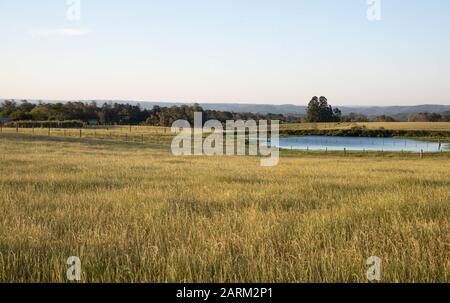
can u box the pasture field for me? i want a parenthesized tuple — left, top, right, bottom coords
(0, 125, 175, 145)
(2, 122, 450, 144)
(0, 132, 449, 282)
(280, 122, 450, 131)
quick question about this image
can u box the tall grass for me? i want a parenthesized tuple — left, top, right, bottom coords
(0, 133, 448, 282)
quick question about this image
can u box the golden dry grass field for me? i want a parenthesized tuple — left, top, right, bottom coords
(0, 131, 449, 282)
(280, 122, 450, 131)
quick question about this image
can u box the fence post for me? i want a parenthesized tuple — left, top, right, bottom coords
(420, 149, 424, 159)
(79, 129, 82, 138)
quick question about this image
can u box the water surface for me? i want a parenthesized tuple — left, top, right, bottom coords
(269, 136, 448, 152)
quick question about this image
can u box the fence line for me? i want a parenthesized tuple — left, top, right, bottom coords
(0, 125, 174, 146)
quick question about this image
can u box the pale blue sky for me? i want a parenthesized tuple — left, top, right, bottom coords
(1, 0, 449, 105)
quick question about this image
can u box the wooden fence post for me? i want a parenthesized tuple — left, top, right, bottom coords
(79, 129, 82, 138)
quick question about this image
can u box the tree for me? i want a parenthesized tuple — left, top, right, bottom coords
(1, 100, 17, 115)
(30, 105, 51, 120)
(306, 96, 320, 122)
(333, 107, 342, 122)
(306, 96, 341, 122)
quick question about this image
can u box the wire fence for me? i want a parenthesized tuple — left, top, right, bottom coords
(0, 125, 174, 146)
(272, 136, 448, 154)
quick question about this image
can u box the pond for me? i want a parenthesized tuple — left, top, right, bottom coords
(268, 136, 449, 153)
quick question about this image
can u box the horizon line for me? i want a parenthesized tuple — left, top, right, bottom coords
(1, 98, 450, 108)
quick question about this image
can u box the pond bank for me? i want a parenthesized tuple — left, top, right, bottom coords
(280, 127, 450, 139)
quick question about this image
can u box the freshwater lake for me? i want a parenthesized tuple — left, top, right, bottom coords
(269, 136, 448, 153)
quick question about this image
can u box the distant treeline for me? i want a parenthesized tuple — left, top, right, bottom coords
(341, 112, 450, 123)
(1, 100, 449, 126)
(0, 100, 297, 126)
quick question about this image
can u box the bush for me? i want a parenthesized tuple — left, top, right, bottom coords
(6, 120, 85, 128)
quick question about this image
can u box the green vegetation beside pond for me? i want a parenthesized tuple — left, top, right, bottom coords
(280, 126, 450, 139)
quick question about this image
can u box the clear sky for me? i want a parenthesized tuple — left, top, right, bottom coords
(1, 0, 449, 106)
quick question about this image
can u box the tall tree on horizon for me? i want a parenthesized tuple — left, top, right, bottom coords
(306, 96, 320, 122)
(306, 96, 341, 122)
